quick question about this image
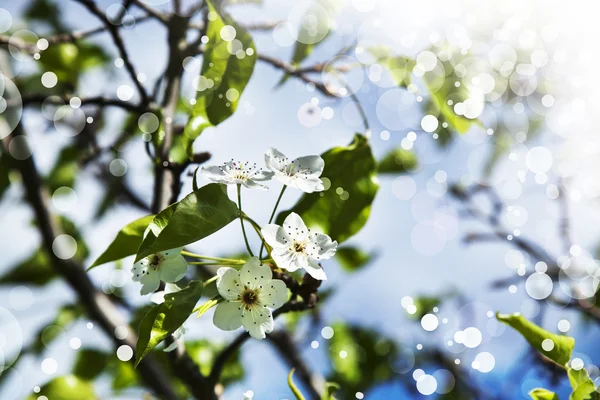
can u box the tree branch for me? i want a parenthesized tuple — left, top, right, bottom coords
(1, 123, 179, 400)
(19, 94, 151, 113)
(74, 0, 150, 106)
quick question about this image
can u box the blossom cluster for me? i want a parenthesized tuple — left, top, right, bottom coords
(130, 148, 338, 339)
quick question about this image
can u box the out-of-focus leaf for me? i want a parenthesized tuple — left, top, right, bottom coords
(366, 47, 414, 88)
(496, 313, 574, 367)
(186, 339, 244, 386)
(25, 0, 66, 32)
(277, 134, 379, 244)
(484, 117, 544, 177)
(39, 42, 110, 85)
(326, 323, 399, 397)
(183, 0, 256, 156)
(46, 145, 79, 192)
(73, 348, 109, 380)
(0, 153, 11, 201)
(111, 360, 139, 391)
(135, 184, 238, 262)
(89, 215, 154, 269)
(568, 368, 598, 400)
(31, 304, 82, 354)
(382, 56, 415, 88)
(377, 148, 418, 174)
(1, 217, 85, 285)
(422, 59, 475, 149)
(135, 281, 203, 366)
(58, 215, 89, 261)
(407, 296, 441, 320)
(321, 382, 341, 400)
(27, 375, 96, 400)
(276, 0, 337, 87)
(529, 388, 558, 400)
(0, 248, 55, 286)
(335, 246, 376, 272)
(288, 369, 306, 400)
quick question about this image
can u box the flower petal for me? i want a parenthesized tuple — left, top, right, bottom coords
(242, 179, 269, 190)
(131, 258, 150, 282)
(304, 259, 327, 281)
(201, 166, 229, 183)
(216, 267, 242, 301)
(264, 147, 289, 173)
(239, 257, 272, 288)
(159, 247, 183, 259)
(258, 279, 288, 309)
(242, 308, 274, 339)
(271, 248, 304, 272)
(159, 255, 188, 282)
(307, 233, 338, 260)
(282, 212, 309, 241)
(261, 224, 290, 249)
(140, 269, 161, 295)
(290, 155, 324, 177)
(213, 301, 243, 331)
(252, 169, 274, 182)
(294, 176, 325, 193)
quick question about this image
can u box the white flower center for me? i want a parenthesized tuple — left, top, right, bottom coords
(221, 160, 265, 183)
(293, 240, 307, 254)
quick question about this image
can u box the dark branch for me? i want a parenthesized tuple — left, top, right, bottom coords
(74, 0, 150, 105)
(19, 94, 151, 113)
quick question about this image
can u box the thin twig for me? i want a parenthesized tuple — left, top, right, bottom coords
(74, 0, 150, 105)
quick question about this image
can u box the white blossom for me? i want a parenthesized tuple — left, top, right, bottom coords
(261, 212, 337, 280)
(264, 148, 325, 193)
(201, 160, 273, 190)
(213, 257, 287, 339)
(132, 248, 188, 295)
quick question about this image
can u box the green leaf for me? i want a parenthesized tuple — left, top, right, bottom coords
(73, 348, 109, 380)
(408, 296, 442, 320)
(1, 217, 85, 284)
(135, 183, 238, 262)
(530, 388, 559, 400)
(39, 42, 110, 85)
(276, 0, 335, 87)
(89, 215, 154, 269)
(31, 304, 81, 354)
(0, 248, 55, 286)
(377, 148, 418, 174)
(335, 246, 376, 272)
(25, 0, 66, 32)
(322, 382, 341, 400)
(568, 368, 598, 400)
(111, 360, 139, 391)
(27, 375, 96, 400)
(135, 281, 203, 366)
(186, 339, 245, 386)
(326, 323, 399, 398)
(383, 56, 415, 88)
(277, 134, 379, 244)
(183, 0, 256, 156)
(288, 369, 306, 400)
(46, 145, 79, 192)
(496, 313, 575, 367)
(366, 47, 414, 88)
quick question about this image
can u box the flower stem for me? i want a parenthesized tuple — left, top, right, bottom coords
(203, 275, 219, 286)
(237, 184, 254, 257)
(189, 261, 244, 266)
(260, 185, 287, 258)
(181, 251, 244, 264)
